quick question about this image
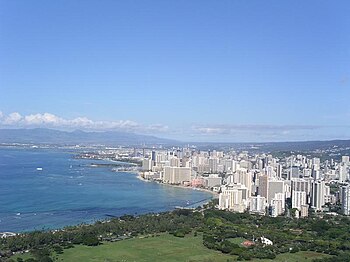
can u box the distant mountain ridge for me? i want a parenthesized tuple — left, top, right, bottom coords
(193, 139, 350, 152)
(1, 128, 349, 151)
(0, 128, 177, 145)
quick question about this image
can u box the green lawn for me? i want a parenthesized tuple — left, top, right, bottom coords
(54, 234, 233, 262)
(228, 237, 248, 246)
(257, 251, 331, 262)
(14, 234, 331, 262)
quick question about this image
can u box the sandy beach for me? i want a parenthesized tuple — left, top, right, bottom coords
(136, 172, 219, 198)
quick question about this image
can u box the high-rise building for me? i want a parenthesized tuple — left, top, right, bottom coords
(291, 178, 310, 194)
(151, 151, 156, 162)
(233, 169, 252, 196)
(312, 169, 320, 180)
(313, 158, 321, 167)
(265, 166, 275, 177)
(311, 180, 325, 211)
(276, 164, 283, 179)
(224, 159, 234, 172)
(267, 180, 285, 206)
(142, 158, 152, 171)
(303, 168, 312, 177)
(163, 166, 191, 184)
(292, 191, 307, 210)
(209, 158, 218, 173)
(219, 183, 248, 213)
(258, 175, 268, 199)
(270, 199, 283, 217)
(169, 156, 181, 167)
(205, 174, 222, 188)
(342, 156, 350, 164)
(341, 185, 350, 215)
(250, 195, 266, 214)
(290, 167, 300, 179)
(339, 164, 348, 183)
(270, 192, 285, 217)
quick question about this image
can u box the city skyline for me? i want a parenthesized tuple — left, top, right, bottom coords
(1, 1, 350, 142)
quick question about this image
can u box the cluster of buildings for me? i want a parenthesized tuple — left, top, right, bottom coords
(141, 148, 350, 217)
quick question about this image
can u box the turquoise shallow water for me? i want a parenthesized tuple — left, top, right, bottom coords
(0, 147, 212, 232)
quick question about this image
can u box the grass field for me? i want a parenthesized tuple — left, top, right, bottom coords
(228, 237, 248, 246)
(257, 251, 330, 262)
(14, 234, 331, 262)
(54, 234, 232, 262)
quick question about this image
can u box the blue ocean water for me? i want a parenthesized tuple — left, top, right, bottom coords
(0, 147, 212, 232)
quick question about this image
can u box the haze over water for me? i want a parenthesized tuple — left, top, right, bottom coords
(0, 147, 212, 232)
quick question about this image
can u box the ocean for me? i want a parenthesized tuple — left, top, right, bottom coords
(0, 147, 212, 232)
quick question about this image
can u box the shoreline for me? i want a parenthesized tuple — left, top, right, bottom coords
(136, 172, 219, 199)
(94, 157, 217, 199)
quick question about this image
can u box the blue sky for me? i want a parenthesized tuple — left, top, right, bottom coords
(0, 0, 349, 142)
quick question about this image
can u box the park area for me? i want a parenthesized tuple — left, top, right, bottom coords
(14, 233, 331, 262)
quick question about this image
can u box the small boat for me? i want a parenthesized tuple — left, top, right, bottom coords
(36, 167, 43, 171)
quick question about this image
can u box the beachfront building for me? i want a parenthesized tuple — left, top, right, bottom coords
(205, 174, 222, 188)
(163, 166, 191, 184)
(142, 158, 152, 171)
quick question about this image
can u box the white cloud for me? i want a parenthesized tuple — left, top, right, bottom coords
(4, 112, 22, 124)
(192, 127, 229, 134)
(24, 113, 65, 125)
(146, 124, 169, 133)
(0, 111, 168, 134)
(69, 117, 94, 127)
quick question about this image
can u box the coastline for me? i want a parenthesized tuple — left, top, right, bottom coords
(136, 172, 219, 199)
(89, 156, 217, 199)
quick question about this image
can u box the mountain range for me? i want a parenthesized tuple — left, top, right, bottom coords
(0, 128, 177, 146)
(1, 128, 349, 153)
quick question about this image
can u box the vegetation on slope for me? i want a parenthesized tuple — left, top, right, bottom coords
(1, 207, 349, 261)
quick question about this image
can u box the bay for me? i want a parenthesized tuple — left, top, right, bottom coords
(0, 147, 212, 232)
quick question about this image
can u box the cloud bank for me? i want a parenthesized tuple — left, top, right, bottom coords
(0, 112, 168, 134)
(1, 111, 346, 142)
